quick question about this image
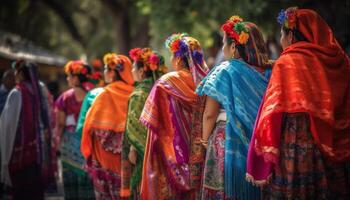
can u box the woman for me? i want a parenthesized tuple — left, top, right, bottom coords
(0, 60, 53, 199)
(139, 33, 208, 199)
(246, 7, 350, 199)
(196, 16, 271, 200)
(81, 53, 134, 199)
(120, 48, 167, 199)
(55, 60, 95, 200)
(76, 59, 104, 141)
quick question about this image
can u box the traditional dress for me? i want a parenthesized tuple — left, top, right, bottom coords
(140, 62, 208, 199)
(247, 9, 350, 199)
(199, 117, 226, 199)
(55, 88, 95, 200)
(0, 64, 55, 199)
(81, 55, 134, 200)
(196, 59, 269, 200)
(121, 78, 154, 198)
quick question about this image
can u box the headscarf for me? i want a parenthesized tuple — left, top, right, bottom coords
(247, 8, 350, 184)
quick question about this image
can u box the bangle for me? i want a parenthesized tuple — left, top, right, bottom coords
(200, 138, 208, 145)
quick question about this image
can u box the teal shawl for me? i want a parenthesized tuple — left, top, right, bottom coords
(196, 59, 270, 199)
(76, 87, 104, 139)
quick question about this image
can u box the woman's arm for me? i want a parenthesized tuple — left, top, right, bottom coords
(53, 110, 66, 150)
(201, 96, 220, 147)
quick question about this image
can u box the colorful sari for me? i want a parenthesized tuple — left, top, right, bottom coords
(140, 68, 206, 199)
(55, 88, 95, 200)
(121, 78, 154, 198)
(246, 9, 350, 199)
(81, 80, 134, 200)
(196, 59, 269, 199)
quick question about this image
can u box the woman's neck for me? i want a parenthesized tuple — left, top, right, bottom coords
(73, 87, 86, 102)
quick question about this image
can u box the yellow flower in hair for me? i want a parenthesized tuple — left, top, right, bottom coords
(230, 15, 243, 23)
(186, 37, 201, 51)
(238, 32, 249, 44)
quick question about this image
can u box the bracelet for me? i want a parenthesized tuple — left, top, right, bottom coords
(200, 138, 208, 145)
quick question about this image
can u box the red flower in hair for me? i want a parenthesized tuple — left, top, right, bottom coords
(129, 48, 143, 61)
(170, 40, 181, 53)
(91, 71, 102, 80)
(149, 54, 159, 71)
(81, 68, 88, 75)
(92, 59, 102, 69)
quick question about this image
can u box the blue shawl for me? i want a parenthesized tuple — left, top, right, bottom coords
(196, 59, 270, 199)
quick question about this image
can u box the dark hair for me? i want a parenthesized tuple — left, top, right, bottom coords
(75, 64, 92, 84)
(134, 61, 162, 81)
(225, 35, 247, 62)
(135, 61, 154, 78)
(282, 26, 308, 42)
(14, 61, 37, 81)
(224, 22, 271, 69)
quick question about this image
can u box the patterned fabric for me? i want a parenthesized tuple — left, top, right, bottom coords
(196, 59, 269, 199)
(55, 89, 95, 199)
(140, 69, 206, 199)
(81, 78, 134, 199)
(121, 78, 153, 198)
(62, 162, 95, 200)
(86, 157, 121, 200)
(55, 89, 83, 169)
(81, 81, 134, 160)
(201, 121, 226, 200)
(262, 113, 350, 199)
(247, 9, 350, 185)
(9, 83, 40, 179)
(60, 130, 87, 172)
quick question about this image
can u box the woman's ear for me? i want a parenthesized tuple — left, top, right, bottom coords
(230, 42, 236, 58)
(139, 67, 145, 78)
(288, 31, 294, 44)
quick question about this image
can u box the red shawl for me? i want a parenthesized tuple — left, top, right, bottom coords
(247, 9, 350, 184)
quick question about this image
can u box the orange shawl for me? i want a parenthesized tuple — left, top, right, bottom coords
(81, 81, 134, 173)
(253, 9, 350, 164)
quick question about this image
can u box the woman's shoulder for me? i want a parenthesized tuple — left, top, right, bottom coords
(8, 87, 21, 100)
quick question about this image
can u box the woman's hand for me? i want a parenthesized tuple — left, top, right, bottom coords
(128, 146, 137, 165)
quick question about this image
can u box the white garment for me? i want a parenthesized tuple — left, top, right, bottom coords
(0, 88, 22, 186)
(216, 109, 227, 122)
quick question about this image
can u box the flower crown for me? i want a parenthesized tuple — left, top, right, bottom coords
(103, 53, 125, 72)
(165, 33, 204, 65)
(129, 48, 167, 73)
(221, 15, 249, 45)
(277, 7, 298, 29)
(64, 60, 89, 76)
(91, 59, 103, 70)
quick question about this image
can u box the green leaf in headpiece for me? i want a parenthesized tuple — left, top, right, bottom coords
(234, 22, 248, 33)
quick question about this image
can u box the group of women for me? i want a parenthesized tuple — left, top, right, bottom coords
(1, 7, 349, 200)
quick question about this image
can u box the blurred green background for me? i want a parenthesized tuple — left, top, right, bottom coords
(1, 0, 349, 59)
